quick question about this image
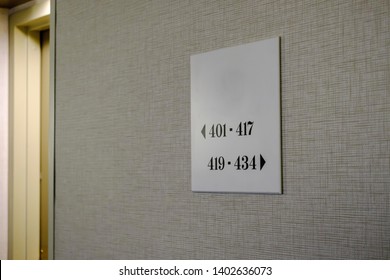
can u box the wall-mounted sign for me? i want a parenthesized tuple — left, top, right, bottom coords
(191, 37, 282, 193)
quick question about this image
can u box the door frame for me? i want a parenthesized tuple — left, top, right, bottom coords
(8, 0, 55, 259)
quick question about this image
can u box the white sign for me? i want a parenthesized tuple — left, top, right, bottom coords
(191, 37, 282, 193)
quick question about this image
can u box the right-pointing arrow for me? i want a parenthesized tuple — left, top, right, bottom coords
(201, 124, 206, 139)
(260, 154, 266, 170)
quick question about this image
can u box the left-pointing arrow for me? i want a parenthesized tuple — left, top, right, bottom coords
(201, 124, 206, 139)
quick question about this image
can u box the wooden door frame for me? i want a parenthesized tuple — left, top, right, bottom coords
(8, 0, 55, 259)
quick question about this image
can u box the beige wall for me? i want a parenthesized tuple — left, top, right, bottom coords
(0, 8, 9, 260)
(54, 0, 390, 259)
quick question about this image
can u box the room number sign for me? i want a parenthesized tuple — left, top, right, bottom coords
(191, 37, 282, 193)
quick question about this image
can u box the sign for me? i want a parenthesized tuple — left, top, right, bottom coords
(191, 37, 282, 193)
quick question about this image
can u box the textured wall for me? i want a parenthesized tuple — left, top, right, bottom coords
(54, 0, 390, 259)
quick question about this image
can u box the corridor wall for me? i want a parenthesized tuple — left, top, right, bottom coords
(54, 0, 390, 259)
(0, 8, 9, 260)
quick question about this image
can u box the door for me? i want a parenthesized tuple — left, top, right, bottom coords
(40, 29, 50, 260)
(8, 0, 51, 259)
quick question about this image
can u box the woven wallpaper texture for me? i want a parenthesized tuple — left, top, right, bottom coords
(54, 0, 390, 259)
